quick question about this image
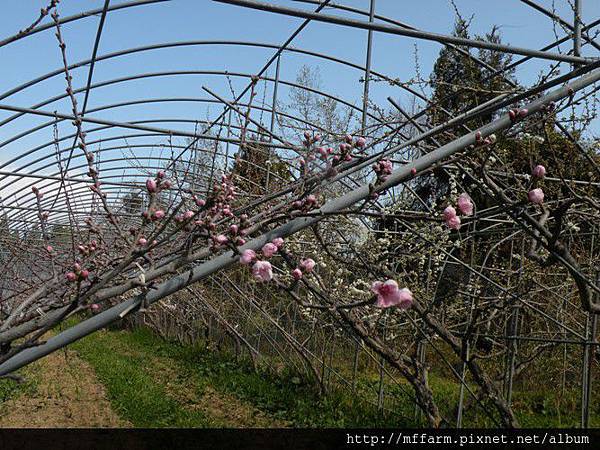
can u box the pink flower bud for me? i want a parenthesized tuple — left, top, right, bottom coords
(446, 215, 461, 230)
(146, 179, 157, 193)
(138, 238, 147, 246)
(292, 268, 303, 280)
(410, 168, 417, 176)
(528, 188, 544, 204)
(262, 242, 278, 258)
(229, 224, 239, 234)
(532, 164, 546, 178)
(157, 170, 165, 179)
(153, 210, 165, 220)
(272, 237, 284, 248)
(80, 269, 89, 280)
(183, 210, 195, 220)
(46, 245, 53, 253)
(457, 193, 474, 216)
(240, 249, 256, 265)
(443, 206, 457, 220)
(214, 234, 228, 245)
(299, 258, 315, 272)
(65, 272, 77, 282)
(90, 304, 100, 313)
(355, 137, 366, 148)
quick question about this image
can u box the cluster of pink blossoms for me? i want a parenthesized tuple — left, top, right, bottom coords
(240, 238, 285, 282)
(528, 164, 546, 205)
(443, 193, 473, 230)
(300, 132, 366, 177)
(371, 280, 413, 309)
(65, 262, 90, 283)
(292, 258, 316, 281)
(473, 130, 497, 147)
(291, 194, 319, 212)
(372, 158, 393, 183)
(145, 170, 171, 194)
(508, 107, 528, 122)
(239, 237, 316, 283)
(141, 171, 171, 222)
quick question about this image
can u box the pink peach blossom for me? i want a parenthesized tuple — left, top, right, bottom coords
(446, 215, 461, 230)
(443, 206, 457, 220)
(300, 258, 315, 272)
(528, 188, 544, 204)
(371, 280, 413, 309)
(457, 193, 474, 216)
(240, 249, 256, 265)
(272, 237, 284, 248)
(262, 242, 278, 258)
(214, 234, 228, 245)
(252, 260, 273, 282)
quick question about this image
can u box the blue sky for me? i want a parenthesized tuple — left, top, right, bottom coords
(0, 0, 599, 204)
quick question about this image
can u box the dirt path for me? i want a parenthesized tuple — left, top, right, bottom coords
(0, 349, 130, 428)
(0, 331, 285, 428)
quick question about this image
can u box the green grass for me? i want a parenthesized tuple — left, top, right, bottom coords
(0, 375, 36, 404)
(70, 324, 405, 427)
(66, 322, 599, 428)
(70, 327, 214, 427)
(0, 363, 39, 415)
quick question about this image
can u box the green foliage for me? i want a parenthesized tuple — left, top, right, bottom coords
(429, 20, 515, 129)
